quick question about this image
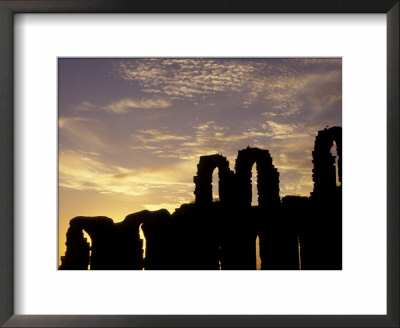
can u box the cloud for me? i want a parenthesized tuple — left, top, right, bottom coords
(60, 115, 331, 200)
(102, 98, 171, 113)
(60, 118, 324, 207)
(59, 116, 92, 128)
(73, 101, 96, 111)
(59, 150, 196, 211)
(264, 121, 296, 136)
(59, 116, 113, 152)
(114, 59, 262, 103)
(113, 58, 342, 118)
(73, 98, 171, 114)
(132, 129, 190, 143)
(133, 120, 321, 197)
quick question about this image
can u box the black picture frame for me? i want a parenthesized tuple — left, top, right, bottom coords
(0, 1, 398, 327)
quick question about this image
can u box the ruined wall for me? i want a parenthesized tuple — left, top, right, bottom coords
(308, 126, 342, 269)
(114, 213, 144, 270)
(312, 126, 342, 198)
(60, 210, 172, 270)
(131, 209, 172, 270)
(59, 225, 90, 270)
(193, 154, 235, 206)
(59, 216, 141, 270)
(59, 216, 115, 270)
(235, 147, 280, 208)
(193, 148, 280, 208)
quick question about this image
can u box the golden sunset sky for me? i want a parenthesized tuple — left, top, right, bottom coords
(58, 58, 342, 265)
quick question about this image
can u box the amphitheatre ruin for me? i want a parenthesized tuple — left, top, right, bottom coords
(60, 126, 342, 270)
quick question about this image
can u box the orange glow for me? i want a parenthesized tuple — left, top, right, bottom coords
(139, 223, 146, 262)
(256, 236, 261, 270)
(58, 58, 341, 268)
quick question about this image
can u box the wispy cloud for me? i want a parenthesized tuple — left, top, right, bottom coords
(74, 97, 171, 114)
(73, 101, 96, 112)
(113, 58, 341, 118)
(132, 128, 190, 143)
(60, 114, 334, 199)
(102, 98, 171, 113)
(59, 150, 196, 211)
(128, 119, 325, 197)
(59, 116, 114, 152)
(115, 59, 270, 106)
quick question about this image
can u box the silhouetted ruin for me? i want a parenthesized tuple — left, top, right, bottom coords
(60, 126, 342, 270)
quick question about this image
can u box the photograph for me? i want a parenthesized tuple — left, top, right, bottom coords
(58, 58, 342, 270)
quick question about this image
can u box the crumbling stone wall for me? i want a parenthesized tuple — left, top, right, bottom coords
(59, 224, 90, 270)
(312, 126, 342, 198)
(193, 154, 235, 206)
(126, 209, 171, 270)
(59, 210, 172, 270)
(308, 126, 342, 269)
(193, 149, 280, 208)
(235, 147, 280, 208)
(60, 216, 118, 270)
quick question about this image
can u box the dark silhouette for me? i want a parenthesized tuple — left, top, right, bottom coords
(59, 126, 342, 270)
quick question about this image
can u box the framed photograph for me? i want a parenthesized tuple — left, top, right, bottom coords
(0, 1, 398, 327)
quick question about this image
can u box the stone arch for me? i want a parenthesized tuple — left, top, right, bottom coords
(127, 209, 171, 269)
(59, 224, 91, 270)
(234, 147, 280, 208)
(193, 154, 235, 206)
(59, 216, 114, 270)
(311, 126, 342, 197)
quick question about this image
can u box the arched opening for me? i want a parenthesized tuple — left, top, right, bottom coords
(212, 168, 220, 202)
(82, 230, 92, 270)
(139, 223, 146, 270)
(255, 235, 261, 270)
(298, 236, 302, 270)
(194, 154, 231, 206)
(251, 163, 258, 206)
(330, 141, 341, 187)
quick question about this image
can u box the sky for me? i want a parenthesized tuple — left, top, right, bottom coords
(58, 58, 342, 265)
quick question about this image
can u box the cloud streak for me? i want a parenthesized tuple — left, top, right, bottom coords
(127, 119, 321, 196)
(59, 150, 196, 211)
(114, 58, 341, 118)
(74, 97, 171, 114)
(102, 98, 171, 113)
